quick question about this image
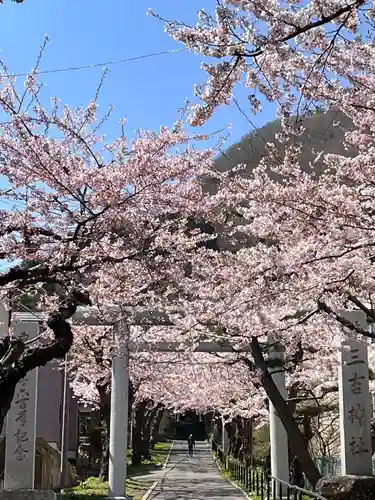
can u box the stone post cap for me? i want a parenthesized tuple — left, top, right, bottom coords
(0, 490, 56, 500)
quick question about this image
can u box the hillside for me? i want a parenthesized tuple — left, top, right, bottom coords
(213, 109, 355, 177)
(205, 110, 357, 251)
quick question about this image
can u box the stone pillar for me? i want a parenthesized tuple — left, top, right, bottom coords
(0, 302, 9, 442)
(108, 320, 129, 500)
(338, 330, 372, 475)
(4, 318, 39, 490)
(268, 339, 289, 497)
(59, 354, 69, 489)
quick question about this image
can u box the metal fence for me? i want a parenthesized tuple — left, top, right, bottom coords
(212, 442, 326, 500)
(314, 456, 341, 477)
(314, 456, 375, 476)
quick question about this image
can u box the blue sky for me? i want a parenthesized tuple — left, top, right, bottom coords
(0, 0, 276, 146)
(0, 0, 278, 272)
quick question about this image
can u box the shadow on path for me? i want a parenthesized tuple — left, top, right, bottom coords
(148, 441, 245, 499)
(128, 449, 170, 478)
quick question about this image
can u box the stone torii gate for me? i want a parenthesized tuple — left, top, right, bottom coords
(99, 309, 374, 498)
(76, 308, 292, 500)
(1, 305, 286, 500)
(86, 311, 270, 500)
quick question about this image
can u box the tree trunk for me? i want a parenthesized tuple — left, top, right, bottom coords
(150, 406, 164, 448)
(141, 404, 163, 460)
(224, 419, 235, 455)
(0, 382, 17, 434)
(99, 409, 110, 480)
(141, 409, 153, 461)
(240, 417, 252, 466)
(248, 417, 254, 467)
(132, 401, 147, 466)
(0, 318, 17, 433)
(234, 418, 243, 459)
(212, 413, 221, 446)
(250, 337, 321, 489)
(287, 383, 300, 476)
(96, 377, 111, 481)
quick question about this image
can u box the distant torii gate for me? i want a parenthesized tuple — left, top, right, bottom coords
(71, 307, 282, 500)
(78, 309, 263, 500)
(8, 306, 284, 500)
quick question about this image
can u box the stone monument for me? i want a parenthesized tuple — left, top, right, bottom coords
(317, 310, 375, 499)
(338, 310, 372, 476)
(4, 318, 39, 490)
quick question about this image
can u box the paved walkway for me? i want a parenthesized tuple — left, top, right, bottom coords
(147, 440, 245, 499)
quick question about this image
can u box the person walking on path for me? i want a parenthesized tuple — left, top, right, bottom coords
(187, 433, 195, 456)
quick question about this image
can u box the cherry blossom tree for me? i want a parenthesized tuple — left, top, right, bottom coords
(147, 0, 375, 487)
(0, 55, 229, 436)
(153, 0, 368, 126)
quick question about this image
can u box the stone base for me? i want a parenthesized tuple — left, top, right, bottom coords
(105, 497, 132, 500)
(0, 490, 56, 500)
(316, 475, 375, 500)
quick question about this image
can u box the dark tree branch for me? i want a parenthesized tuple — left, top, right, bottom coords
(237, 0, 365, 59)
(0, 338, 24, 368)
(0, 288, 91, 434)
(302, 241, 375, 265)
(250, 336, 321, 488)
(0, 249, 148, 288)
(347, 294, 375, 322)
(0, 336, 10, 359)
(16, 289, 91, 378)
(0, 225, 65, 241)
(275, 1, 364, 45)
(317, 299, 375, 338)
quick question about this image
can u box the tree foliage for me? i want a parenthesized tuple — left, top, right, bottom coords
(147, 0, 375, 487)
(0, 53, 227, 434)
